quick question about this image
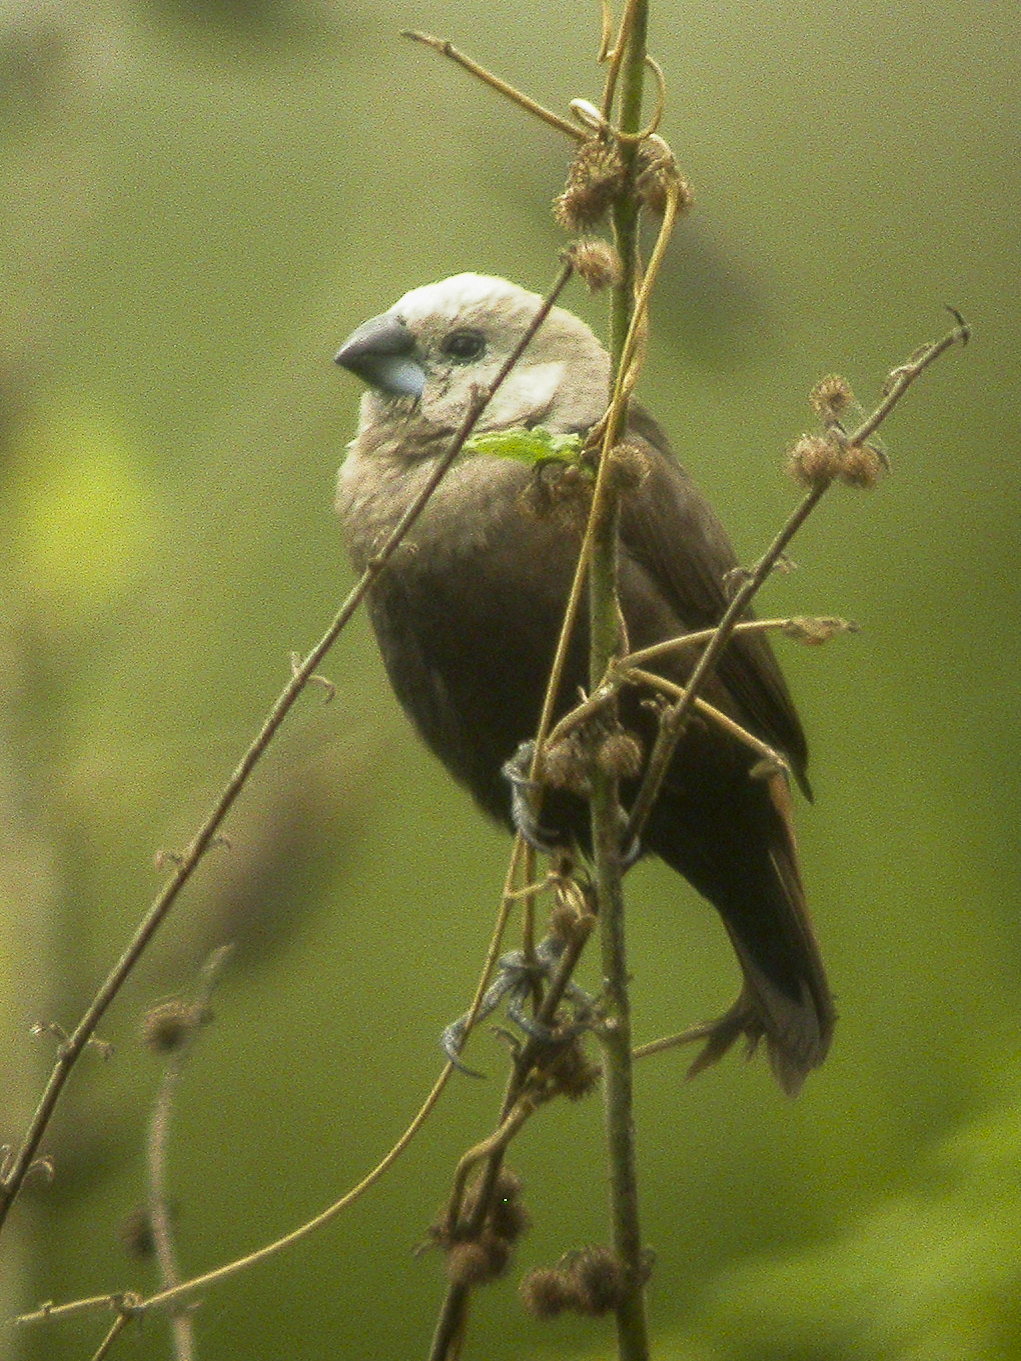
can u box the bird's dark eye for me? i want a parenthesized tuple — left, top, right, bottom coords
(441, 328, 486, 363)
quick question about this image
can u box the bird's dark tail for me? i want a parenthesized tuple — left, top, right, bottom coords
(649, 772, 835, 1096)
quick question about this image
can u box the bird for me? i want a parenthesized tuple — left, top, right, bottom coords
(334, 272, 835, 1095)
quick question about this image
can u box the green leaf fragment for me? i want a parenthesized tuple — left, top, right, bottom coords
(464, 426, 585, 467)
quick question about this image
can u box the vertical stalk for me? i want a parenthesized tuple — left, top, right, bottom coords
(590, 3, 651, 1359)
(609, 2, 648, 360)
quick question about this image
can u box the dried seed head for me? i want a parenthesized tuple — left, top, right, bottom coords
(520, 1267, 572, 1319)
(636, 138, 694, 217)
(548, 879, 596, 946)
(491, 1166, 523, 1204)
(488, 1171, 531, 1244)
(543, 1037, 601, 1101)
(568, 1246, 628, 1315)
(446, 1233, 511, 1287)
(543, 733, 592, 796)
(781, 615, 860, 645)
(547, 901, 576, 942)
(522, 1246, 641, 1319)
(554, 139, 627, 230)
(597, 730, 644, 780)
(451, 1166, 530, 1251)
(519, 460, 592, 533)
(787, 433, 842, 487)
(563, 238, 622, 292)
(809, 373, 855, 421)
(140, 1000, 209, 1054)
(607, 438, 650, 494)
(836, 441, 885, 489)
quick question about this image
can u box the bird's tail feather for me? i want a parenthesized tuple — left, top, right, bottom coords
(676, 775, 835, 1096)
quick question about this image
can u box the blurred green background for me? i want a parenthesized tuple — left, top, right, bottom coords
(1, 0, 1018, 1358)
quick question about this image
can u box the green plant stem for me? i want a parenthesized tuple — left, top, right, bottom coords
(426, 919, 594, 1361)
(594, 2, 651, 1359)
(609, 0, 647, 362)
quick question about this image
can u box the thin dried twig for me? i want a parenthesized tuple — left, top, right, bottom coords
(627, 670, 794, 780)
(624, 311, 970, 850)
(402, 31, 585, 141)
(12, 265, 581, 1331)
(427, 912, 595, 1361)
(145, 947, 233, 1361)
(88, 1309, 135, 1361)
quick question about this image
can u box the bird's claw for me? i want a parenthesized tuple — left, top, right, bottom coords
(439, 1019, 488, 1078)
(441, 935, 595, 1073)
(619, 832, 642, 869)
(502, 741, 566, 854)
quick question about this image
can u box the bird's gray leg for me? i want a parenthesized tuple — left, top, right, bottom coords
(501, 740, 567, 854)
(441, 935, 595, 1074)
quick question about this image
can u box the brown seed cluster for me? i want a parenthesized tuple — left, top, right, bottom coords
(543, 721, 643, 795)
(597, 730, 644, 781)
(521, 1245, 651, 1319)
(543, 731, 592, 797)
(564, 239, 623, 292)
(606, 438, 650, 494)
(790, 372, 887, 489)
(787, 433, 885, 490)
(535, 1034, 601, 1102)
(555, 134, 694, 231)
(432, 1168, 531, 1289)
(809, 373, 855, 421)
(519, 459, 593, 533)
(636, 136, 694, 218)
(547, 873, 596, 948)
(554, 139, 628, 230)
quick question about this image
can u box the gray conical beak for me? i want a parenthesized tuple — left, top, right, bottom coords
(334, 312, 426, 399)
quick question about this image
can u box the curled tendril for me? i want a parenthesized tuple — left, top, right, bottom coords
(616, 56, 667, 142)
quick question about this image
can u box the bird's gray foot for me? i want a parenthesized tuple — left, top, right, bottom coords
(502, 740, 567, 854)
(441, 935, 594, 1075)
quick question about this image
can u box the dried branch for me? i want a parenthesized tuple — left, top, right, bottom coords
(144, 947, 233, 1361)
(13, 266, 585, 1350)
(402, 30, 585, 141)
(624, 311, 970, 850)
(0, 257, 577, 1244)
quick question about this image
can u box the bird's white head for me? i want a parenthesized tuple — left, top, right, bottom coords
(335, 272, 611, 439)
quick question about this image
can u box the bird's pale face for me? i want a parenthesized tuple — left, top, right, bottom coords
(335, 273, 611, 440)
